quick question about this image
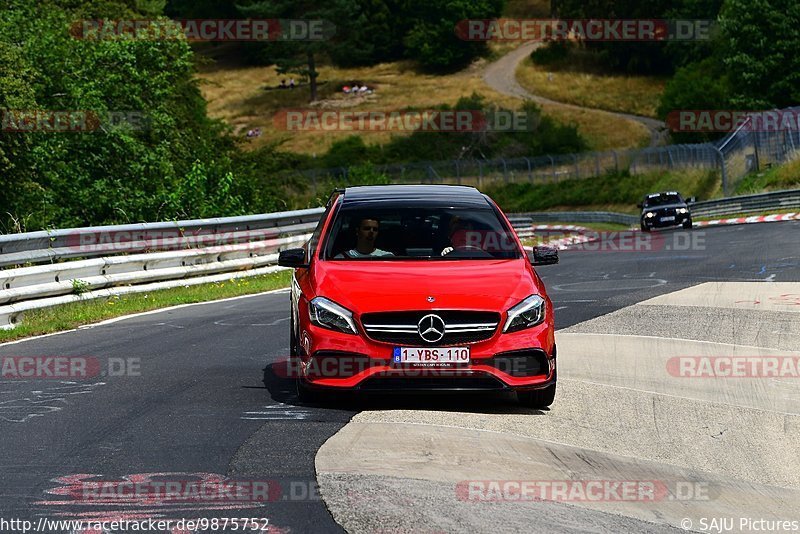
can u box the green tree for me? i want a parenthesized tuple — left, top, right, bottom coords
(719, 0, 800, 108)
(403, 0, 503, 72)
(0, 0, 268, 230)
(237, 0, 346, 101)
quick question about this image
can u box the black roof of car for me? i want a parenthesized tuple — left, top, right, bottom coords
(341, 185, 491, 208)
(644, 191, 681, 199)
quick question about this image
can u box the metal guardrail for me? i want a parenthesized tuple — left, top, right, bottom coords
(689, 188, 800, 218)
(0, 208, 324, 329)
(1, 189, 798, 329)
(0, 208, 324, 266)
(509, 189, 800, 225)
(509, 212, 639, 226)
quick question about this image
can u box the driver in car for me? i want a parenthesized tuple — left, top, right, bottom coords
(441, 216, 477, 256)
(337, 217, 394, 258)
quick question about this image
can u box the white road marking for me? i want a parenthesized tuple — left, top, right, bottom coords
(0, 288, 290, 348)
(241, 402, 313, 421)
(0, 381, 105, 423)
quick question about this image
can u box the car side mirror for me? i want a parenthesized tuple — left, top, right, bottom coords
(687, 196, 697, 204)
(278, 248, 309, 268)
(636, 203, 643, 209)
(529, 246, 559, 266)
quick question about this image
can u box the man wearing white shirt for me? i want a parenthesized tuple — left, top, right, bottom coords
(337, 217, 394, 258)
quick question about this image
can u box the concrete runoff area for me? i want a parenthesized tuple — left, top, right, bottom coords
(557, 333, 800, 414)
(639, 282, 800, 313)
(317, 422, 799, 534)
(560, 305, 800, 353)
(316, 282, 800, 533)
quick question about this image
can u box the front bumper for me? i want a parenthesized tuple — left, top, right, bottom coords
(296, 321, 556, 392)
(642, 212, 691, 229)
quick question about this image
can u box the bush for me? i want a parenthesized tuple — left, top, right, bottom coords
(530, 42, 572, 66)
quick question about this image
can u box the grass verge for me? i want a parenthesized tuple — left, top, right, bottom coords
(198, 58, 651, 154)
(734, 158, 800, 195)
(486, 168, 721, 213)
(694, 209, 800, 222)
(527, 221, 633, 231)
(516, 56, 666, 118)
(0, 270, 292, 344)
(520, 221, 633, 247)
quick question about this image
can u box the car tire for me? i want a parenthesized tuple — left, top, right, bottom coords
(296, 377, 322, 404)
(517, 381, 556, 409)
(289, 314, 298, 358)
(682, 219, 693, 229)
(640, 223, 651, 232)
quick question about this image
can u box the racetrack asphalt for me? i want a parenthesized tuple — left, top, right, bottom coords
(0, 220, 798, 533)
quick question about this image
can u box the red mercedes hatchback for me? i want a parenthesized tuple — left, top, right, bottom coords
(278, 185, 558, 408)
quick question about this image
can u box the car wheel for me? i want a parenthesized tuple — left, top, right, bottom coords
(296, 377, 322, 404)
(682, 219, 693, 229)
(289, 315, 298, 358)
(517, 382, 556, 409)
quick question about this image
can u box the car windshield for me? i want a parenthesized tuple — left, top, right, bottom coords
(643, 194, 683, 208)
(323, 206, 521, 260)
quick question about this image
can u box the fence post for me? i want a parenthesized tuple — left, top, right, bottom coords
(548, 155, 556, 182)
(573, 154, 579, 179)
(523, 157, 532, 182)
(502, 158, 509, 183)
(595, 153, 601, 176)
(455, 160, 461, 184)
(612, 151, 618, 172)
(712, 146, 728, 197)
(752, 131, 761, 171)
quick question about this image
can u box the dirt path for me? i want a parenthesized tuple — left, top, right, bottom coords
(483, 41, 668, 146)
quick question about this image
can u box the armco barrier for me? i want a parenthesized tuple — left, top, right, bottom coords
(509, 212, 639, 226)
(1, 190, 797, 329)
(0, 207, 320, 329)
(689, 188, 800, 218)
(0, 208, 324, 266)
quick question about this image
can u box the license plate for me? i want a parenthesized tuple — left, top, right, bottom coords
(660, 216, 675, 222)
(393, 347, 470, 364)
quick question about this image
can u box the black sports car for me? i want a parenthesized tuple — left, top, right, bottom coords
(638, 191, 694, 232)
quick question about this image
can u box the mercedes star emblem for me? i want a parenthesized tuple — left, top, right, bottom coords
(418, 314, 446, 343)
(427, 296, 435, 303)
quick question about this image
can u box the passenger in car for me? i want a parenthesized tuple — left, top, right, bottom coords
(336, 217, 394, 258)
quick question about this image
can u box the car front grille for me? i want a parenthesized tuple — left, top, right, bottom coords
(361, 310, 500, 346)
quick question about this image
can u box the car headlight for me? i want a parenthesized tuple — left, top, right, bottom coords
(503, 295, 546, 333)
(308, 297, 358, 335)
(677, 208, 688, 214)
(645, 212, 655, 218)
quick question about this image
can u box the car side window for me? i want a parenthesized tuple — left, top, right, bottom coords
(308, 195, 339, 261)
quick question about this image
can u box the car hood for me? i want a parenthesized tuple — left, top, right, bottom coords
(642, 203, 687, 212)
(312, 259, 541, 314)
